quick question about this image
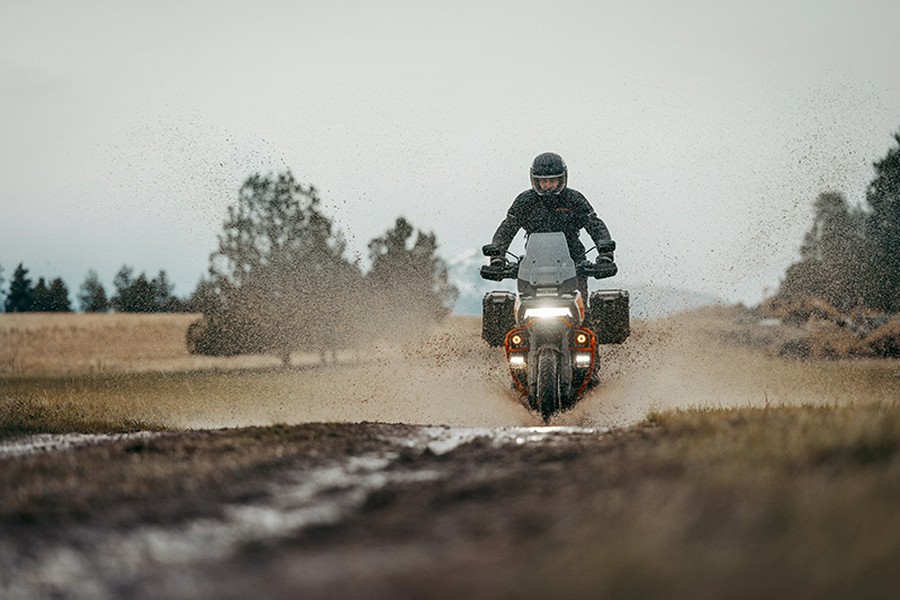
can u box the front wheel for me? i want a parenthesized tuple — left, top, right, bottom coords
(537, 349, 561, 423)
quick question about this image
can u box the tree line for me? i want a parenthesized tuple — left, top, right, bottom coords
(768, 131, 900, 315)
(2, 169, 458, 363)
(186, 171, 458, 363)
(0, 264, 184, 314)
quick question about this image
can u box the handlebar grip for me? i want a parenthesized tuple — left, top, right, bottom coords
(578, 261, 618, 279)
(480, 264, 517, 281)
(480, 265, 505, 281)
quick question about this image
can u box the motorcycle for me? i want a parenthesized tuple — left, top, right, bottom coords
(480, 232, 629, 422)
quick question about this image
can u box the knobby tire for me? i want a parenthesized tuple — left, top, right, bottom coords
(537, 348, 561, 423)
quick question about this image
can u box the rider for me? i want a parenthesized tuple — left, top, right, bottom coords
(489, 152, 614, 298)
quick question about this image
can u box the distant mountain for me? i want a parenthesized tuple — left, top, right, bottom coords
(618, 284, 723, 319)
(447, 250, 723, 320)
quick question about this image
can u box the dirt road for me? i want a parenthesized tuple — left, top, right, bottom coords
(2, 310, 899, 599)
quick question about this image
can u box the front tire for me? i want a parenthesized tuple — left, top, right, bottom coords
(537, 348, 561, 423)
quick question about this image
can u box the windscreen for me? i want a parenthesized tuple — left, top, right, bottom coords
(517, 232, 578, 295)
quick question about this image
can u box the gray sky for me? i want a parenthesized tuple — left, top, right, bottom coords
(2, 0, 899, 306)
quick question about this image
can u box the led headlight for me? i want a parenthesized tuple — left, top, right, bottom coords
(523, 306, 572, 319)
(574, 353, 592, 366)
(509, 354, 526, 368)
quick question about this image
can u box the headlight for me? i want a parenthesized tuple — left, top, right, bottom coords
(523, 306, 571, 319)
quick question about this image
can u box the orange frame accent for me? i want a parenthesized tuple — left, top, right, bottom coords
(503, 326, 599, 399)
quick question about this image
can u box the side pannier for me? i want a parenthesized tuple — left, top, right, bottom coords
(588, 289, 630, 344)
(482, 291, 517, 347)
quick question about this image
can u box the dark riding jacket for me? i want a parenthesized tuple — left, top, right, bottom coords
(491, 188, 612, 262)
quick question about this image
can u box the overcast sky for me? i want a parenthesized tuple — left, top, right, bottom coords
(2, 0, 899, 307)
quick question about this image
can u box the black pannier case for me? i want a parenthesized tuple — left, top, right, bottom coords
(589, 289, 630, 344)
(482, 291, 517, 347)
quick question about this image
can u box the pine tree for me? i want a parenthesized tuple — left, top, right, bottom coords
(111, 266, 156, 312)
(46, 277, 72, 312)
(151, 270, 183, 312)
(79, 270, 109, 312)
(778, 192, 868, 311)
(4, 263, 33, 312)
(31, 277, 50, 311)
(772, 130, 900, 316)
(865, 132, 900, 313)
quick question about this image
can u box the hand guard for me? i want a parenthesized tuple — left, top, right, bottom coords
(577, 257, 618, 279)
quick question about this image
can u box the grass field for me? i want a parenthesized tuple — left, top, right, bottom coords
(2, 311, 900, 598)
(0, 313, 281, 376)
(2, 310, 898, 435)
(0, 312, 524, 433)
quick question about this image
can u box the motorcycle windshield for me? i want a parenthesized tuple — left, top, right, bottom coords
(517, 232, 578, 295)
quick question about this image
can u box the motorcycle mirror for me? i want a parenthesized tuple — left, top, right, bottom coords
(482, 243, 502, 257)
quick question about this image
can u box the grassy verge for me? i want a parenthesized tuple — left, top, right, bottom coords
(0, 369, 301, 436)
(518, 401, 900, 599)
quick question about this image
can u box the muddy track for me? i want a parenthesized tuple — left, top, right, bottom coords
(2, 424, 617, 599)
(3, 312, 899, 599)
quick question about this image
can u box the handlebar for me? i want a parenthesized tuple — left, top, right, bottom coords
(480, 259, 618, 281)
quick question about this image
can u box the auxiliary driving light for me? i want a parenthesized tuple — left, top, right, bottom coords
(574, 353, 592, 366)
(523, 306, 571, 319)
(575, 332, 588, 345)
(509, 354, 526, 368)
(510, 334, 522, 346)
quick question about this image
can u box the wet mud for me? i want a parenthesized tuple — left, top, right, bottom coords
(3, 311, 899, 599)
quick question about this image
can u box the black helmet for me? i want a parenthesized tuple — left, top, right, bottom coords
(530, 152, 567, 196)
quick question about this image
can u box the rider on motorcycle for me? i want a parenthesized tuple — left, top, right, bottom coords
(488, 152, 614, 297)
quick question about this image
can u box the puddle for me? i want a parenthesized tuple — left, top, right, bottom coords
(0, 431, 161, 459)
(405, 425, 609, 455)
(1, 425, 610, 599)
(1, 449, 439, 600)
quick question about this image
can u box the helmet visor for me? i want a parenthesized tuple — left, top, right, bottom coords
(531, 174, 566, 196)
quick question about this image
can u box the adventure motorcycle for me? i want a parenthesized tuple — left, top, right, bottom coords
(480, 232, 629, 422)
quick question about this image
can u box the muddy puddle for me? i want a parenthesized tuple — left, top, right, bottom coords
(0, 425, 604, 600)
(0, 431, 162, 459)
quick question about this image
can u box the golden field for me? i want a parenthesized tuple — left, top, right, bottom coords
(0, 312, 288, 376)
(1, 309, 897, 435)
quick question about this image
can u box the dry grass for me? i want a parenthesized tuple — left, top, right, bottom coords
(0, 313, 525, 435)
(0, 312, 294, 376)
(507, 402, 900, 600)
(3, 310, 899, 437)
